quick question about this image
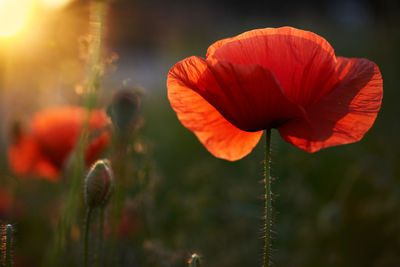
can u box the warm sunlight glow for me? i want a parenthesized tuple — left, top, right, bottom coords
(0, 0, 33, 38)
(39, 0, 73, 9)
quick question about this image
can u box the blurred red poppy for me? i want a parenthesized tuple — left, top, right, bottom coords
(0, 188, 13, 217)
(167, 27, 383, 161)
(8, 106, 111, 181)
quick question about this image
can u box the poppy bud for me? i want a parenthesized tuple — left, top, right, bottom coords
(188, 253, 200, 267)
(84, 159, 114, 209)
(107, 89, 142, 133)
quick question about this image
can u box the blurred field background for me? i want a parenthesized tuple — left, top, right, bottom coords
(0, 0, 400, 266)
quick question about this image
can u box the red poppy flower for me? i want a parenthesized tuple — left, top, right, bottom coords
(7, 106, 111, 181)
(167, 27, 383, 161)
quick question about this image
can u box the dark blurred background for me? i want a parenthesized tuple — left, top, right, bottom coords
(1, 0, 400, 266)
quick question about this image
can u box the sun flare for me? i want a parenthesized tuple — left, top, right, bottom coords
(39, 0, 73, 9)
(0, 0, 33, 38)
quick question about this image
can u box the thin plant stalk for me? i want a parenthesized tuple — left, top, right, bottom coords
(264, 128, 272, 267)
(5, 224, 13, 267)
(85, 0, 107, 107)
(95, 207, 105, 267)
(50, 148, 85, 263)
(47, 1, 108, 264)
(84, 208, 94, 267)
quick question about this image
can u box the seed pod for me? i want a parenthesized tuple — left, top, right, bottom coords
(84, 159, 114, 208)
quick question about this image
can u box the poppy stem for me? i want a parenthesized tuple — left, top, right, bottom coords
(84, 208, 93, 267)
(95, 207, 105, 267)
(5, 224, 13, 267)
(264, 128, 272, 267)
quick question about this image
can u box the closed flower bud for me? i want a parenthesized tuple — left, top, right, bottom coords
(107, 89, 142, 133)
(84, 159, 114, 208)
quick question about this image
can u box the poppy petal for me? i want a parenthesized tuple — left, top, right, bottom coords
(167, 57, 263, 161)
(278, 57, 383, 152)
(85, 131, 111, 165)
(7, 135, 60, 180)
(169, 56, 305, 132)
(31, 107, 110, 168)
(208, 27, 339, 106)
(205, 58, 306, 131)
(88, 109, 111, 130)
(33, 158, 60, 181)
(31, 107, 84, 167)
(206, 36, 235, 58)
(8, 135, 41, 176)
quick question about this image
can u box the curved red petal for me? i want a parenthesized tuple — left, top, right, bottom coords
(206, 36, 235, 58)
(167, 57, 263, 161)
(8, 135, 41, 176)
(31, 107, 84, 167)
(88, 109, 111, 130)
(32, 159, 60, 181)
(205, 58, 306, 131)
(85, 131, 111, 165)
(208, 27, 339, 106)
(169, 56, 304, 132)
(278, 57, 383, 152)
(7, 135, 60, 180)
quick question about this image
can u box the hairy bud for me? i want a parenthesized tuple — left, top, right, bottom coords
(84, 159, 114, 208)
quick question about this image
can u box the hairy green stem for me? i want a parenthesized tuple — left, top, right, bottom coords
(5, 224, 13, 267)
(264, 129, 272, 267)
(84, 208, 93, 267)
(95, 207, 105, 267)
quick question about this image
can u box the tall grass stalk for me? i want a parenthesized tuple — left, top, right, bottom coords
(46, 0, 108, 265)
